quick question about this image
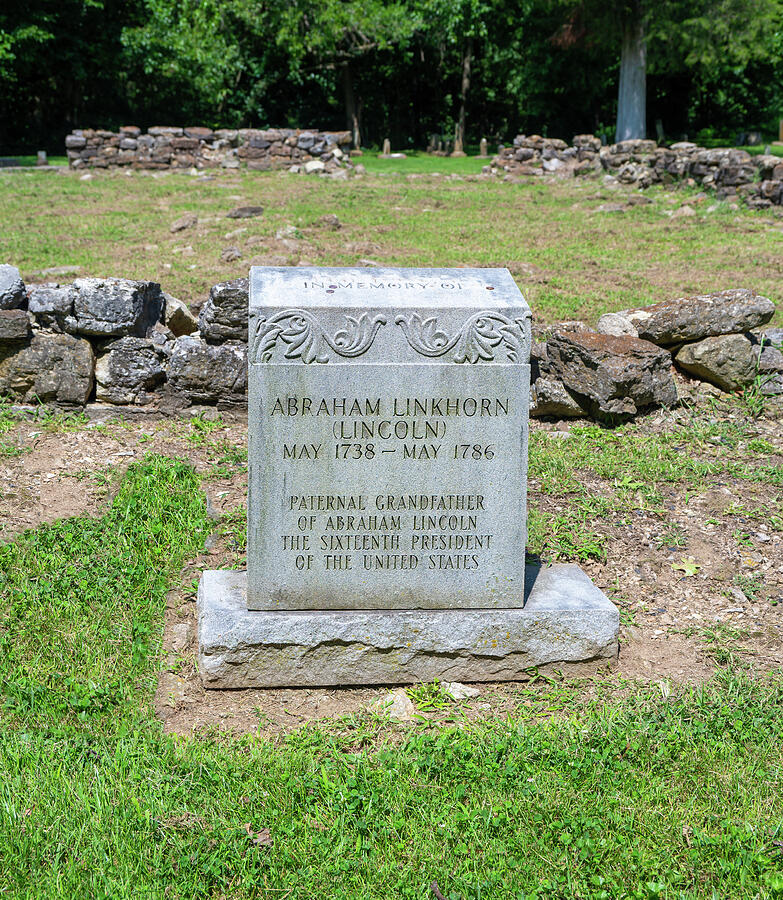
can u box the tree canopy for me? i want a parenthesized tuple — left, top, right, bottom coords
(1, 0, 781, 154)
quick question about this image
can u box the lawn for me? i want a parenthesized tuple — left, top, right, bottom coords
(0, 165, 780, 326)
(0, 402, 781, 898)
(1, 166, 783, 898)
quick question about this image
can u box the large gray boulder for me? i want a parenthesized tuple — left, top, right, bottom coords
(675, 333, 756, 391)
(94, 336, 167, 404)
(601, 289, 775, 346)
(198, 278, 249, 343)
(167, 335, 247, 404)
(0, 265, 26, 309)
(0, 310, 31, 342)
(27, 283, 73, 331)
(546, 330, 676, 418)
(0, 334, 94, 405)
(66, 277, 163, 336)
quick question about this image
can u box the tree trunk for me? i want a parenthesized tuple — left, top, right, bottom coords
(615, 2, 646, 142)
(341, 63, 361, 149)
(453, 38, 472, 156)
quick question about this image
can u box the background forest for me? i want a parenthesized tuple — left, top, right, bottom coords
(1, 0, 782, 155)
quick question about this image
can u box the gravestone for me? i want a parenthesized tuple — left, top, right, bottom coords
(198, 266, 619, 688)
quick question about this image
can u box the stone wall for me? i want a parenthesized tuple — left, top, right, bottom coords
(489, 136, 783, 209)
(65, 127, 353, 173)
(0, 263, 780, 419)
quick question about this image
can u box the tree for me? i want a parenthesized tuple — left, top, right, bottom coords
(418, 0, 492, 153)
(121, 0, 247, 126)
(616, 0, 646, 140)
(0, 0, 144, 152)
(558, 0, 782, 142)
(267, 0, 418, 148)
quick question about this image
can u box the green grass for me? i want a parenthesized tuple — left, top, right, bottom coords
(0, 155, 69, 167)
(358, 151, 488, 175)
(0, 454, 211, 732)
(2, 672, 783, 898)
(0, 166, 780, 326)
(735, 145, 783, 157)
(1, 452, 782, 897)
(525, 406, 783, 563)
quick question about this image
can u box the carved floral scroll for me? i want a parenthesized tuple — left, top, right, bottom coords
(394, 311, 530, 363)
(249, 309, 387, 363)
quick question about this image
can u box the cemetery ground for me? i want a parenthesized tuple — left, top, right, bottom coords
(1, 167, 783, 898)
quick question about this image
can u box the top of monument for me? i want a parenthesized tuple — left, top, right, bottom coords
(250, 266, 529, 313)
(248, 266, 531, 365)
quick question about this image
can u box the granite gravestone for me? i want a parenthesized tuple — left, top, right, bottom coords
(198, 267, 618, 688)
(247, 267, 530, 610)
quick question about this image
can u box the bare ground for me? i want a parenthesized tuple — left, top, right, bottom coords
(1, 405, 781, 738)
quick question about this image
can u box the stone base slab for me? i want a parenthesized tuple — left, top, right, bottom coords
(197, 565, 619, 688)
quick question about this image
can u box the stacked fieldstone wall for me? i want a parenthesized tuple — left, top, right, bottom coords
(531, 291, 782, 421)
(65, 127, 353, 173)
(490, 136, 783, 208)
(0, 263, 780, 419)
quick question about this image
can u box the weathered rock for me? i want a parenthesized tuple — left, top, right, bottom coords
(27, 283, 72, 330)
(530, 376, 588, 418)
(675, 333, 756, 390)
(304, 159, 325, 174)
(0, 265, 26, 309)
(369, 689, 415, 722)
(170, 212, 198, 233)
(167, 335, 247, 404)
(750, 333, 783, 374)
(442, 682, 481, 700)
(149, 322, 176, 349)
(759, 327, 783, 350)
(29, 265, 81, 279)
(546, 331, 676, 417)
(198, 278, 248, 343)
(318, 213, 342, 229)
(94, 336, 167, 404)
(610, 289, 775, 346)
(163, 293, 198, 336)
(66, 277, 164, 337)
(572, 134, 602, 151)
(226, 206, 263, 219)
(757, 345, 783, 374)
(760, 375, 783, 397)
(0, 333, 94, 405)
(221, 246, 242, 262)
(0, 310, 31, 341)
(532, 320, 590, 342)
(597, 312, 638, 337)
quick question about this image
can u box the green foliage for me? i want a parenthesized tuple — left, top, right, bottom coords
(2, 0, 782, 153)
(0, 454, 210, 732)
(271, 0, 417, 69)
(121, 0, 246, 125)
